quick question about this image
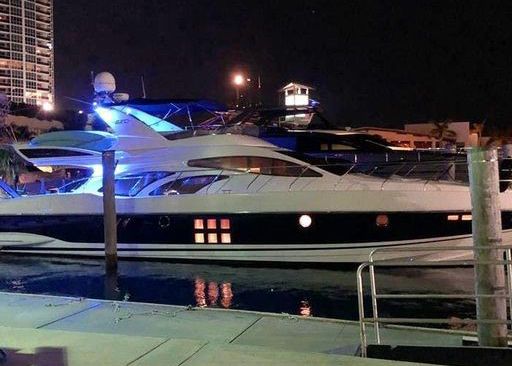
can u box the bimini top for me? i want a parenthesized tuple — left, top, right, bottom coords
(100, 98, 228, 134)
(110, 98, 228, 115)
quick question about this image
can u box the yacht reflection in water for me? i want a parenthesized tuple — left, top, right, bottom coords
(299, 300, 312, 317)
(194, 276, 310, 316)
(194, 277, 233, 309)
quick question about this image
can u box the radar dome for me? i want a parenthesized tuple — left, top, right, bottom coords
(113, 93, 130, 102)
(94, 72, 116, 94)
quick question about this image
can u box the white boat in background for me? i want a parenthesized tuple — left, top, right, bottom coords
(1, 100, 512, 263)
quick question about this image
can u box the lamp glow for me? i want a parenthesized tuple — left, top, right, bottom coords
(91, 164, 103, 177)
(41, 102, 54, 112)
(95, 107, 115, 124)
(233, 74, 244, 86)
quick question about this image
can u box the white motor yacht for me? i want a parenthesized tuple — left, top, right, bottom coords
(1, 102, 511, 263)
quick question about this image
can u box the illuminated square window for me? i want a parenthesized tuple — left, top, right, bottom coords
(194, 219, 204, 230)
(208, 233, 218, 243)
(220, 219, 230, 230)
(195, 233, 205, 243)
(207, 219, 217, 230)
(221, 233, 231, 244)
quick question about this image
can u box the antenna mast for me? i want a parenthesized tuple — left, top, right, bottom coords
(141, 76, 147, 99)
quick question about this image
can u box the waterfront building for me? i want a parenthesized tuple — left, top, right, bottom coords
(0, 0, 53, 109)
(405, 121, 475, 148)
(353, 126, 438, 148)
(355, 121, 482, 149)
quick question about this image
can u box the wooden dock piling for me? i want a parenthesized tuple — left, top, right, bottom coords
(468, 147, 508, 347)
(102, 150, 118, 271)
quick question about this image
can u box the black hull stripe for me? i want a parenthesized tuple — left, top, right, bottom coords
(2, 211, 507, 246)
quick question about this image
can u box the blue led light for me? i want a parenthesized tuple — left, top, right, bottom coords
(95, 107, 116, 124)
(118, 107, 182, 133)
(91, 164, 103, 177)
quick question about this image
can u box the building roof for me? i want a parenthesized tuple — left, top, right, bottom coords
(353, 126, 434, 138)
(279, 82, 315, 92)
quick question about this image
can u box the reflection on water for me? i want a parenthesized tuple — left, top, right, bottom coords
(0, 255, 476, 320)
(299, 300, 312, 317)
(220, 283, 233, 309)
(194, 278, 234, 309)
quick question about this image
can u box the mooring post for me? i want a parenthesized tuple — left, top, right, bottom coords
(102, 150, 118, 271)
(468, 147, 508, 347)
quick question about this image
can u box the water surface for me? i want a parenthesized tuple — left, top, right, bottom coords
(0, 255, 476, 321)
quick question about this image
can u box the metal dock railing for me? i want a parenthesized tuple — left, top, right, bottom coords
(356, 245, 512, 357)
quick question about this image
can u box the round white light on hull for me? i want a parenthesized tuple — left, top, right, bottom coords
(299, 214, 312, 228)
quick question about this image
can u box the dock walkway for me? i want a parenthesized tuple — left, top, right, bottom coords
(0, 291, 467, 365)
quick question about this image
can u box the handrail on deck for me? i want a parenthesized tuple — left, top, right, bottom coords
(357, 245, 512, 357)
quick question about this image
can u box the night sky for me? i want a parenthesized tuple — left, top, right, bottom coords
(55, 1, 512, 129)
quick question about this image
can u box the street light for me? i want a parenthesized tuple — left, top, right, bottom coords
(233, 74, 245, 106)
(233, 74, 244, 86)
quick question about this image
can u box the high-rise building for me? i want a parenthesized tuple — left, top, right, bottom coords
(0, 0, 53, 108)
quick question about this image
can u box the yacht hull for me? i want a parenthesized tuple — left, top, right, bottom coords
(2, 191, 512, 263)
(2, 231, 511, 263)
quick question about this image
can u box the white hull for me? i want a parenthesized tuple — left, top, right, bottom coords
(3, 231, 510, 263)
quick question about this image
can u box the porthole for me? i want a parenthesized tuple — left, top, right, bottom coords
(158, 216, 171, 229)
(376, 214, 389, 228)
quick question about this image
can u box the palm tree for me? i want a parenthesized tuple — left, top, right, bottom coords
(430, 120, 457, 147)
(485, 124, 512, 147)
(0, 148, 18, 186)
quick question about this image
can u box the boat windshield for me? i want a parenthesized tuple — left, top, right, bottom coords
(58, 177, 91, 193)
(0, 180, 20, 199)
(98, 171, 173, 197)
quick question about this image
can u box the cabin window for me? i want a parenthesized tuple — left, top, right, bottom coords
(20, 148, 93, 158)
(98, 171, 172, 196)
(150, 175, 228, 196)
(194, 218, 232, 244)
(331, 143, 356, 151)
(188, 156, 322, 177)
(59, 178, 89, 193)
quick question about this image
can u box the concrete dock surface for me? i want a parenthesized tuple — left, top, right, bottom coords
(0, 291, 469, 365)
